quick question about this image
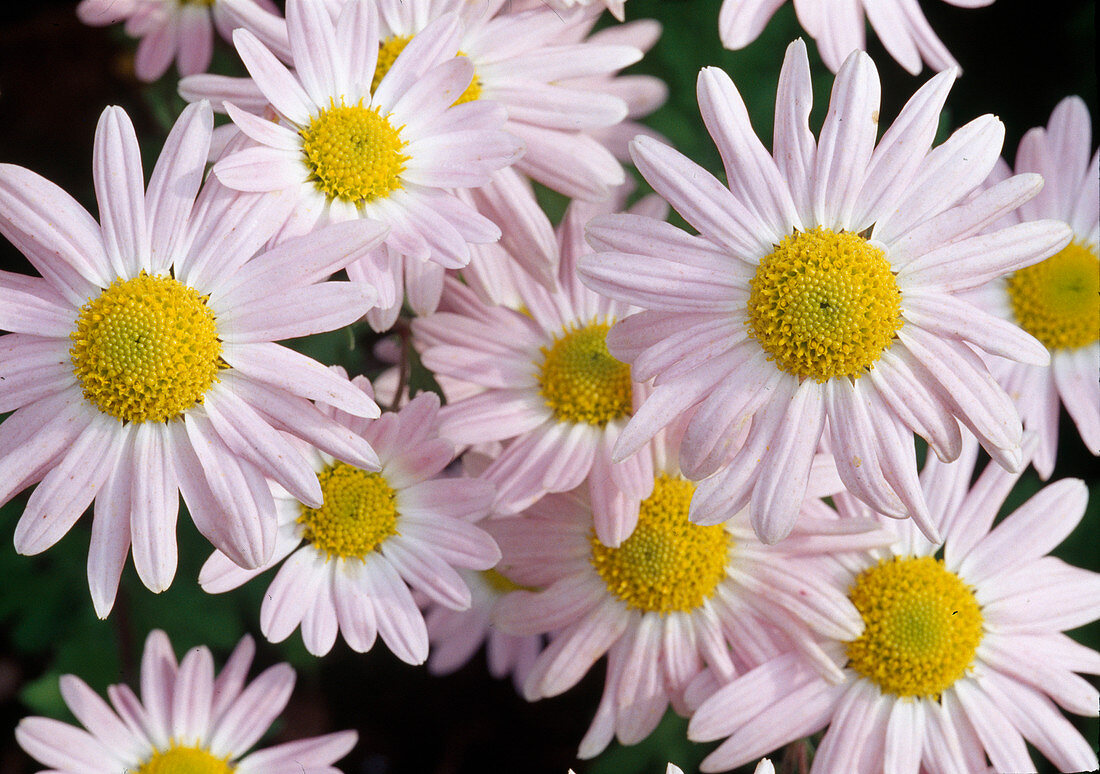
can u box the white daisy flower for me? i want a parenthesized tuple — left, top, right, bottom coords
(199, 377, 501, 664)
(979, 96, 1099, 478)
(688, 435, 1100, 773)
(491, 419, 892, 758)
(0, 101, 385, 617)
(718, 0, 988, 75)
(578, 41, 1073, 544)
(16, 629, 357, 772)
(209, 0, 524, 329)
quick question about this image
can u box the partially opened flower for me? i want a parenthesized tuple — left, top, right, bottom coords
(210, 0, 524, 330)
(0, 101, 385, 617)
(579, 41, 1072, 544)
(200, 377, 501, 664)
(978, 96, 1099, 478)
(688, 436, 1100, 773)
(718, 0, 989, 75)
(16, 629, 357, 773)
(491, 419, 892, 758)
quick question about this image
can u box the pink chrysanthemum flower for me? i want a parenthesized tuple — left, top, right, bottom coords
(579, 41, 1072, 545)
(0, 102, 385, 617)
(688, 436, 1100, 773)
(200, 377, 501, 664)
(208, 0, 524, 330)
(978, 96, 1099, 478)
(414, 197, 669, 546)
(77, 0, 275, 82)
(16, 629, 357, 773)
(491, 421, 892, 758)
(217, 0, 644, 202)
(718, 0, 990, 75)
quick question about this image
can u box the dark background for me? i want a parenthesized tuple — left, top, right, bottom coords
(0, 1, 1095, 773)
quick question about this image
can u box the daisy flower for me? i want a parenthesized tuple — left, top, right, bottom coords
(0, 101, 385, 617)
(199, 376, 501, 664)
(718, 0, 990, 75)
(414, 196, 662, 546)
(688, 435, 1100, 773)
(209, 0, 524, 329)
(216, 0, 644, 202)
(578, 41, 1072, 544)
(491, 420, 893, 758)
(16, 629, 357, 773)
(76, 0, 275, 82)
(979, 96, 1099, 478)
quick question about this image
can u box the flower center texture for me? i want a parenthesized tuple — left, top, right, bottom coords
(373, 36, 482, 104)
(590, 475, 730, 614)
(136, 745, 234, 774)
(845, 555, 983, 698)
(298, 463, 399, 559)
(1006, 241, 1099, 350)
(537, 321, 633, 426)
(69, 272, 222, 423)
(747, 226, 902, 382)
(299, 98, 408, 204)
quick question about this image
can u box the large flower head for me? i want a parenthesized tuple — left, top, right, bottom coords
(719, 0, 988, 75)
(0, 101, 386, 616)
(490, 419, 893, 758)
(977, 96, 1099, 478)
(579, 41, 1073, 544)
(688, 435, 1100, 773)
(208, 0, 524, 328)
(199, 376, 501, 664)
(16, 629, 358, 772)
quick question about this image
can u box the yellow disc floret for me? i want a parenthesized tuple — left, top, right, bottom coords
(537, 321, 633, 426)
(1006, 241, 1099, 350)
(69, 272, 222, 424)
(137, 744, 234, 774)
(299, 98, 409, 204)
(590, 476, 730, 614)
(846, 555, 983, 698)
(373, 36, 482, 104)
(299, 463, 399, 560)
(747, 226, 902, 382)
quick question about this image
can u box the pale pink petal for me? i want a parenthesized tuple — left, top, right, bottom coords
(13, 411, 125, 555)
(15, 717, 121, 772)
(208, 663, 295, 758)
(58, 675, 142, 761)
(129, 421, 180, 593)
(218, 283, 377, 343)
(238, 731, 358, 772)
(232, 28, 315, 125)
(1054, 346, 1100, 454)
(146, 101, 212, 273)
(260, 548, 328, 643)
(953, 679, 1034, 773)
(360, 552, 429, 665)
(88, 461, 132, 618)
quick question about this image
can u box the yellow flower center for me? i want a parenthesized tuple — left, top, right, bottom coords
(846, 556, 983, 698)
(136, 745, 234, 774)
(590, 475, 730, 614)
(69, 272, 222, 424)
(299, 98, 409, 204)
(747, 226, 902, 382)
(298, 463, 399, 560)
(1006, 241, 1099, 350)
(537, 321, 633, 426)
(373, 36, 482, 104)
